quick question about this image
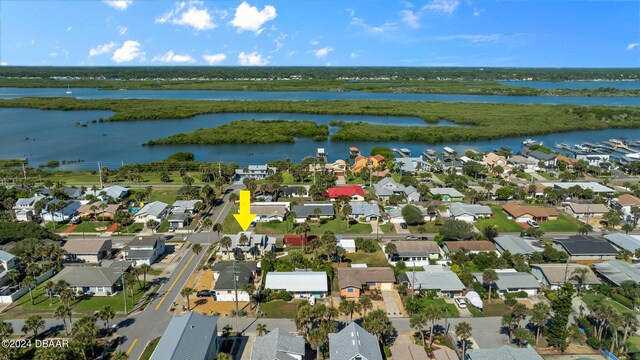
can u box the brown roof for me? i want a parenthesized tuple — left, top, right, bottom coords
(250, 204, 287, 217)
(444, 241, 496, 252)
(502, 202, 558, 218)
(535, 184, 548, 194)
(556, 154, 578, 164)
(565, 203, 609, 214)
(337, 267, 395, 289)
(63, 239, 111, 255)
(530, 264, 601, 285)
(391, 343, 429, 360)
(78, 202, 121, 215)
(432, 348, 458, 360)
(483, 152, 506, 166)
(618, 193, 640, 206)
(394, 241, 440, 256)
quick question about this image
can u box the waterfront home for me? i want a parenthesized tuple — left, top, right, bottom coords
(171, 200, 202, 214)
(527, 150, 557, 168)
(150, 312, 218, 360)
(439, 157, 464, 174)
(391, 343, 429, 360)
(84, 185, 129, 200)
(77, 202, 121, 220)
(250, 202, 290, 222)
(483, 152, 507, 168)
(502, 202, 558, 222)
(348, 201, 381, 222)
(395, 157, 431, 174)
(530, 264, 600, 290)
(556, 154, 578, 170)
(443, 241, 497, 254)
(220, 232, 276, 260)
(37, 186, 83, 199)
(507, 155, 537, 173)
(386, 241, 441, 266)
(211, 262, 257, 301)
(292, 203, 335, 223)
(402, 265, 465, 297)
(63, 239, 112, 263)
(374, 177, 420, 202)
(12, 194, 46, 222)
(337, 267, 395, 299)
(551, 181, 615, 194)
(493, 235, 545, 255)
(250, 328, 305, 360)
(264, 271, 328, 298)
(472, 269, 541, 297)
(610, 193, 640, 220)
(353, 155, 385, 174)
(41, 199, 81, 222)
(328, 322, 383, 360)
(467, 346, 543, 360)
(445, 203, 492, 223)
(553, 235, 618, 260)
(235, 164, 277, 181)
(50, 261, 131, 296)
(0, 250, 17, 286)
(309, 159, 347, 177)
(576, 153, 610, 167)
(124, 235, 166, 266)
(593, 260, 640, 287)
(603, 233, 640, 254)
(326, 185, 365, 201)
(429, 187, 464, 202)
(134, 201, 169, 224)
(563, 202, 608, 219)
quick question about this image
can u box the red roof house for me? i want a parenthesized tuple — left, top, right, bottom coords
(326, 185, 366, 201)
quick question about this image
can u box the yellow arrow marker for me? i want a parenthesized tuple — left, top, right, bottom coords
(233, 190, 256, 231)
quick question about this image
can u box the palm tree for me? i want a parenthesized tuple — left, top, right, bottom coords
(425, 305, 444, 346)
(571, 267, 589, 294)
(192, 243, 202, 256)
(202, 218, 212, 231)
(44, 280, 56, 306)
(256, 323, 268, 336)
(384, 243, 397, 259)
(342, 203, 352, 229)
(181, 287, 195, 311)
(410, 313, 427, 346)
(0, 321, 13, 338)
(213, 223, 223, 238)
(295, 222, 312, 252)
(455, 322, 472, 359)
(54, 305, 72, 335)
(59, 288, 74, 306)
(220, 236, 232, 258)
(239, 233, 249, 248)
(502, 313, 518, 343)
(359, 296, 373, 317)
(138, 263, 151, 289)
(111, 350, 129, 360)
(482, 269, 498, 304)
(578, 223, 593, 235)
(90, 204, 99, 222)
(22, 315, 45, 338)
(22, 276, 37, 305)
(97, 305, 115, 329)
(529, 302, 550, 345)
(312, 207, 322, 222)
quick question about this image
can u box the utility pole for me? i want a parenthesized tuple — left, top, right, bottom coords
(218, 162, 222, 178)
(21, 163, 26, 180)
(121, 262, 128, 315)
(233, 260, 240, 334)
(98, 162, 103, 189)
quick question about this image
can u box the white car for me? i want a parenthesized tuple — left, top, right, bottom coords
(455, 297, 467, 308)
(527, 219, 539, 228)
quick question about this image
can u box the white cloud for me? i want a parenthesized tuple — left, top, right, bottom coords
(238, 51, 269, 66)
(89, 42, 117, 57)
(345, 8, 355, 17)
(350, 52, 358, 59)
(351, 17, 396, 34)
(202, 53, 227, 65)
(310, 40, 320, 46)
(0, 62, 8, 66)
(111, 40, 144, 63)
(118, 26, 128, 36)
(310, 46, 333, 58)
(30, 40, 35, 45)
(156, 2, 216, 31)
(104, 0, 133, 11)
(400, 10, 420, 28)
(62, 49, 69, 58)
(229, 1, 277, 34)
(436, 34, 502, 42)
(286, 50, 296, 56)
(66, 27, 72, 32)
(50, 51, 59, 58)
(473, 7, 483, 16)
(272, 32, 287, 53)
(422, 0, 459, 15)
(627, 42, 640, 50)
(152, 50, 196, 63)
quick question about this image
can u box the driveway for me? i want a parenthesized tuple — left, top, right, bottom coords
(382, 291, 403, 318)
(394, 222, 410, 234)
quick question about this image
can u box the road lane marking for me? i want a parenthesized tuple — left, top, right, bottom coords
(155, 252, 196, 311)
(212, 195, 231, 225)
(126, 338, 138, 355)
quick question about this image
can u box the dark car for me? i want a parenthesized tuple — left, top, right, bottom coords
(400, 223, 408, 229)
(196, 290, 214, 298)
(419, 236, 429, 240)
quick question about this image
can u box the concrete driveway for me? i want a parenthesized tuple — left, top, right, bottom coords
(382, 291, 404, 318)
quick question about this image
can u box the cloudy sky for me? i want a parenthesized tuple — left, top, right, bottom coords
(1, 0, 639, 67)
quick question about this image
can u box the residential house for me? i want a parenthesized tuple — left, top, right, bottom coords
(507, 155, 537, 173)
(553, 235, 619, 260)
(337, 267, 395, 298)
(556, 154, 578, 170)
(50, 261, 131, 296)
(168, 213, 189, 230)
(483, 152, 507, 169)
(211, 262, 257, 301)
(41, 199, 81, 222)
(593, 260, 640, 286)
(309, 159, 347, 177)
(220, 232, 276, 260)
(338, 239, 356, 253)
(134, 201, 169, 224)
(530, 264, 601, 290)
(563, 202, 609, 219)
(84, 185, 129, 200)
(250, 328, 305, 360)
(63, 239, 112, 263)
(472, 269, 541, 297)
(576, 153, 610, 167)
(387, 241, 441, 266)
(171, 200, 202, 214)
(395, 157, 431, 174)
(527, 150, 557, 168)
(604, 233, 640, 254)
(552, 182, 615, 195)
(387, 205, 437, 224)
(391, 344, 429, 360)
(611, 193, 640, 221)
(353, 155, 385, 174)
(440, 158, 464, 175)
(402, 265, 465, 297)
(124, 235, 166, 266)
(374, 178, 420, 202)
(349, 201, 381, 222)
(493, 235, 545, 255)
(264, 271, 328, 298)
(12, 194, 46, 221)
(37, 186, 83, 199)
(467, 346, 543, 360)
(279, 186, 306, 198)
(502, 202, 558, 222)
(0, 250, 17, 286)
(292, 204, 335, 223)
(150, 312, 218, 360)
(443, 241, 497, 254)
(429, 188, 464, 202)
(250, 202, 290, 222)
(77, 202, 121, 220)
(328, 322, 383, 360)
(326, 185, 365, 201)
(235, 164, 277, 181)
(432, 347, 458, 360)
(445, 203, 492, 223)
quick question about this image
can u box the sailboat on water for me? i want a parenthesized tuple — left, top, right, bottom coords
(66, 86, 72, 94)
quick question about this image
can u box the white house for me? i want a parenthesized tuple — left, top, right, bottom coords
(13, 194, 46, 222)
(50, 261, 131, 296)
(235, 164, 277, 181)
(171, 200, 202, 214)
(373, 178, 420, 202)
(576, 153, 610, 167)
(507, 155, 537, 173)
(124, 236, 166, 266)
(134, 201, 169, 224)
(265, 271, 328, 298)
(250, 202, 290, 222)
(42, 200, 81, 222)
(84, 185, 129, 200)
(472, 269, 541, 297)
(211, 262, 257, 302)
(446, 203, 493, 223)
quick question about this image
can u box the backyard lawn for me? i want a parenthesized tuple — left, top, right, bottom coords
(260, 300, 300, 318)
(309, 219, 372, 234)
(416, 298, 459, 318)
(539, 212, 581, 232)
(472, 298, 509, 317)
(475, 205, 522, 232)
(57, 221, 113, 233)
(409, 221, 442, 234)
(582, 294, 632, 313)
(149, 189, 180, 204)
(344, 245, 390, 267)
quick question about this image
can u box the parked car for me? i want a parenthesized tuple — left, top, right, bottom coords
(455, 297, 467, 308)
(196, 290, 214, 298)
(400, 223, 408, 229)
(419, 236, 429, 240)
(406, 235, 418, 240)
(526, 219, 539, 228)
(599, 220, 609, 227)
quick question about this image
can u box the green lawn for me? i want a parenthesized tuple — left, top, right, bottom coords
(157, 220, 170, 233)
(57, 221, 113, 233)
(628, 335, 640, 353)
(221, 206, 294, 234)
(309, 219, 372, 234)
(538, 171, 558, 180)
(380, 224, 395, 233)
(475, 205, 522, 232)
(345, 246, 390, 267)
(416, 298, 459, 317)
(260, 300, 300, 319)
(582, 294, 632, 314)
(408, 221, 441, 233)
(114, 222, 144, 234)
(477, 299, 509, 317)
(539, 212, 581, 232)
(140, 337, 161, 360)
(149, 189, 180, 204)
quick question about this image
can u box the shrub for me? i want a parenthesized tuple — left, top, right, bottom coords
(612, 293, 634, 310)
(504, 298, 517, 307)
(586, 337, 601, 349)
(504, 291, 529, 299)
(268, 220, 282, 224)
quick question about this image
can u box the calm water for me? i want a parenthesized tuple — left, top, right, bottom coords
(2, 108, 640, 170)
(0, 87, 639, 106)
(500, 81, 640, 90)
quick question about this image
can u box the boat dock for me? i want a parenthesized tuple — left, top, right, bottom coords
(392, 148, 411, 158)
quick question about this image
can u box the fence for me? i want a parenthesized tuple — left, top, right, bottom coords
(0, 267, 56, 304)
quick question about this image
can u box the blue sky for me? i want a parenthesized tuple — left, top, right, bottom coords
(1, 0, 639, 67)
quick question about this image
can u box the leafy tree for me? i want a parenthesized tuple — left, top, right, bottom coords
(384, 243, 397, 258)
(362, 309, 394, 345)
(439, 219, 474, 240)
(547, 283, 575, 351)
(482, 225, 498, 241)
(495, 186, 515, 200)
(578, 222, 594, 235)
(402, 205, 425, 226)
(513, 327, 531, 347)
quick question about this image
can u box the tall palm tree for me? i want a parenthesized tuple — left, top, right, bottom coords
(425, 305, 444, 345)
(212, 223, 223, 238)
(482, 269, 498, 304)
(0, 321, 13, 337)
(22, 276, 37, 305)
(181, 287, 195, 311)
(138, 263, 151, 289)
(256, 323, 268, 336)
(342, 203, 352, 229)
(192, 243, 202, 256)
(111, 350, 129, 360)
(54, 305, 72, 335)
(97, 305, 115, 329)
(312, 207, 322, 222)
(220, 236, 232, 258)
(59, 288, 74, 306)
(529, 302, 550, 345)
(455, 322, 472, 359)
(571, 267, 589, 295)
(295, 222, 311, 252)
(410, 313, 427, 346)
(22, 315, 45, 338)
(359, 296, 373, 317)
(43, 281, 56, 306)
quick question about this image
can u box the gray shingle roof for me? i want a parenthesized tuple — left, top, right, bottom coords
(494, 235, 544, 255)
(593, 260, 640, 286)
(250, 328, 305, 360)
(468, 346, 543, 360)
(0, 250, 15, 263)
(374, 178, 417, 198)
(393, 241, 440, 257)
(63, 239, 111, 255)
(530, 264, 601, 286)
(328, 322, 383, 360)
(126, 249, 155, 260)
(448, 203, 492, 217)
(135, 201, 168, 218)
(407, 266, 465, 292)
(212, 262, 257, 291)
(604, 233, 640, 253)
(528, 150, 557, 161)
(151, 312, 218, 360)
(430, 188, 464, 198)
(293, 204, 334, 217)
(349, 201, 380, 218)
(472, 270, 541, 290)
(51, 266, 123, 287)
(554, 235, 619, 256)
